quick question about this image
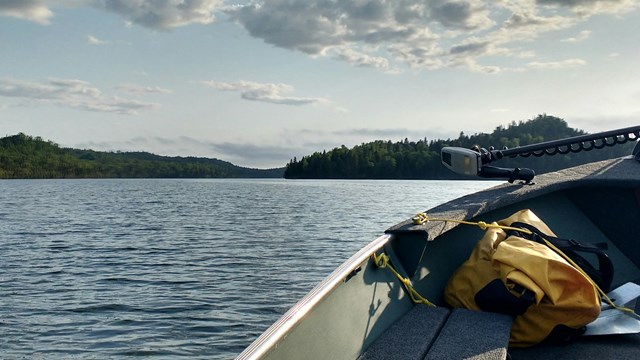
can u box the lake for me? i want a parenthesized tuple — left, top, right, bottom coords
(0, 179, 496, 359)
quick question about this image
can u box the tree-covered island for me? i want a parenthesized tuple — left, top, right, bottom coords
(284, 115, 633, 179)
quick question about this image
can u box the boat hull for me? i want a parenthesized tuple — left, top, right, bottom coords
(237, 157, 640, 360)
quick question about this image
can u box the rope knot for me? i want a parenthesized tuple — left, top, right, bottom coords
(371, 252, 436, 307)
(412, 212, 429, 225)
(373, 253, 389, 268)
(477, 221, 488, 230)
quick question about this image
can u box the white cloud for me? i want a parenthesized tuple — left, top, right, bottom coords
(527, 58, 587, 68)
(502, 11, 575, 34)
(87, 34, 133, 46)
(0, 0, 53, 24)
(0, 77, 160, 114)
(3, 0, 636, 74)
(93, 0, 224, 30)
(202, 80, 329, 106)
(332, 48, 391, 70)
(115, 84, 172, 95)
(87, 34, 109, 45)
(561, 29, 592, 42)
(535, 0, 638, 16)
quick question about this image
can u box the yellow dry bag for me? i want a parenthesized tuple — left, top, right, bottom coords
(444, 209, 603, 347)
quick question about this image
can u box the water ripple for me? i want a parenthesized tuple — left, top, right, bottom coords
(0, 178, 495, 359)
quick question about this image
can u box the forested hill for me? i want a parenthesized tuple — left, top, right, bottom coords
(0, 134, 284, 179)
(284, 115, 633, 179)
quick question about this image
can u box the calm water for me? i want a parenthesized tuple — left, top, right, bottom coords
(0, 179, 495, 359)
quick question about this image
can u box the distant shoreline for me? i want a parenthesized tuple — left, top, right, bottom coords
(0, 133, 284, 180)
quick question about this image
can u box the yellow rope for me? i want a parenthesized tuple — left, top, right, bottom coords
(412, 211, 640, 319)
(412, 212, 535, 234)
(372, 252, 436, 307)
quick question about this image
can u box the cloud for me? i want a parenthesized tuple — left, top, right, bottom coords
(331, 128, 429, 139)
(449, 40, 491, 55)
(535, 0, 638, 16)
(3, 1, 635, 74)
(225, 1, 492, 63)
(0, 0, 225, 30)
(73, 136, 301, 168)
(332, 48, 392, 70)
(87, 34, 109, 45)
(202, 80, 329, 106)
(561, 29, 592, 42)
(209, 141, 300, 164)
(0, 0, 53, 24)
(92, 0, 224, 30)
(503, 11, 574, 34)
(527, 58, 587, 68)
(0, 77, 160, 114)
(86, 35, 132, 46)
(225, 0, 636, 73)
(431, 0, 493, 29)
(115, 84, 172, 95)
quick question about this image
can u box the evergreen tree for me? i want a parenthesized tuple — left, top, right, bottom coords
(284, 115, 633, 179)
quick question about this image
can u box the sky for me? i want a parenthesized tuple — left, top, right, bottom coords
(0, 0, 639, 168)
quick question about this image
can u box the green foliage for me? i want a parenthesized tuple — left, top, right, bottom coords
(3, 115, 632, 180)
(284, 115, 633, 179)
(0, 133, 284, 179)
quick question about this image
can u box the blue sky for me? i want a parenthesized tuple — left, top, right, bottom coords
(1, 0, 639, 168)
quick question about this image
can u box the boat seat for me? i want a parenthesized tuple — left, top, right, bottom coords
(357, 306, 449, 360)
(358, 306, 513, 360)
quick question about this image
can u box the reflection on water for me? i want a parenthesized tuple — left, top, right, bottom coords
(0, 178, 495, 359)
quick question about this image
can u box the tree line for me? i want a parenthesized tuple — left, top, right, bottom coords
(284, 115, 633, 179)
(2, 115, 632, 180)
(0, 133, 284, 179)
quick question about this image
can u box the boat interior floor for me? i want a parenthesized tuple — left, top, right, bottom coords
(508, 280, 640, 360)
(359, 284, 639, 360)
(359, 306, 512, 360)
(358, 299, 640, 360)
(508, 333, 640, 360)
(385, 183, 640, 360)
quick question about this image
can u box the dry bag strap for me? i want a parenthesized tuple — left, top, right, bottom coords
(506, 222, 615, 293)
(474, 279, 536, 317)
